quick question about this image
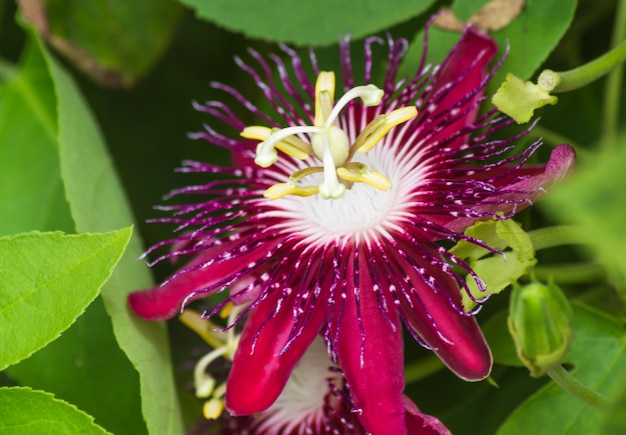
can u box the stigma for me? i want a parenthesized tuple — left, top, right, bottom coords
(241, 71, 417, 200)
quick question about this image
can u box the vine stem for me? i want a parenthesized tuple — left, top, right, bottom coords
(547, 365, 609, 410)
(528, 226, 592, 251)
(601, 0, 626, 150)
(537, 38, 626, 93)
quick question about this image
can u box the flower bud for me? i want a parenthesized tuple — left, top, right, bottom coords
(507, 281, 573, 377)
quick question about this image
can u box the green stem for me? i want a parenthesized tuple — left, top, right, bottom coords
(537, 38, 626, 93)
(528, 226, 592, 251)
(601, 0, 626, 150)
(546, 364, 609, 410)
(404, 355, 445, 384)
(533, 263, 605, 285)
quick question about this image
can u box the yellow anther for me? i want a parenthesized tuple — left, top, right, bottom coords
(337, 163, 392, 191)
(245, 70, 416, 200)
(241, 126, 272, 141)
(242, 126, 313, 160)
(314, 71, 336, 126)
(290, 166, 324, 182)
(264, 183, 320, 200)
(276, 135, 314, 159)
(179, 310, 224, 349)
(350, 116, 386, 157)
(219, 302, 233, 319)
(203, 398, 225, 420)
(356, 106, 417, 153)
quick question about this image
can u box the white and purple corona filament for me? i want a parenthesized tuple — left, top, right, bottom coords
(129, 24, 575, 435)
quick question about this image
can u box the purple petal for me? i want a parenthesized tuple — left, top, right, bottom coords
(445, 144, 576, 233)
(403, 396, 452, 435)
(419, 26, 497, 149)
(330, 251, 407, 435)
(128, 241, 270, 321)
(400, 258, 492, 381)
(225, 289, 325, 415)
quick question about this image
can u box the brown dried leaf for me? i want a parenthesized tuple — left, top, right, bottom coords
(472, 0, 524, 31)
(434, 0, 525, 33)
(432, 8, 467, 32)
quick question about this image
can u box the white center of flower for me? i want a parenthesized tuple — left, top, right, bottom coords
(283, 146, 403, 236)
(241, 71, 417, 200)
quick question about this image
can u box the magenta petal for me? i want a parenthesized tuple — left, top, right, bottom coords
(401, 259, 492, 381)
(129, 241, 275, 321)
(507, 144, 576, 192)
(225, 289, 325, 415)
(128, 263, 215, 321)
(421, 26, 497, 148)
(445, 144, 576, 234)
(330, 251, 407, 435)
(403, 396, 452, 435)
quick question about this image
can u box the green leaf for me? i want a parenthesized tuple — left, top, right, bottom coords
(1, 36, 149, 435)
(463, 252, 536, 310)
(450, 220, 508, 261)
(495, 219, 535, 264)
(0, 387, 110, 435)
(6, 297, 145, 435)
(23, 0, 183, 86)
(542, 138, 626, 275)
(491, 73, 558, 123)
(490, 0, 577, 86)
(0, 229, 131, 371)
(600, 381, 626, 434)
(177, 0, 437, 46)
(0, 42, 73, 235)
(36, 37, 185, 434)
(451, 0, 492, 21)
(450, 220, 537, 310)
(399, 0, 577, 90)
(498, 304, 626, 435)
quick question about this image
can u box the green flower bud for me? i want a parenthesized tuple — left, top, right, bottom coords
(508, 281, 573, 377)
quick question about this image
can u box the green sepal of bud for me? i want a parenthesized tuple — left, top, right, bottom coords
(491, 73, 558, 124)
(508, 281, 573, 377)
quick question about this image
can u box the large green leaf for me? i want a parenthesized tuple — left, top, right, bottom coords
(38, 37, 185, 434)
(451, 0, 492, 21)
(0, 42, 72, 235)
(20, 0, 183, 86)
(600, 381, 626, 434)
(1, 36, 148, 435)
(0, 387, 110, 435)
(1, 30, 184, 434)
(7, 297, 145, 435)
(399, 0, 577, 90)
(498, 304, 626, 434)
(0, 229, 131, 371)
(489, 0, 577, 85)
(177, 0, 437, 46)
